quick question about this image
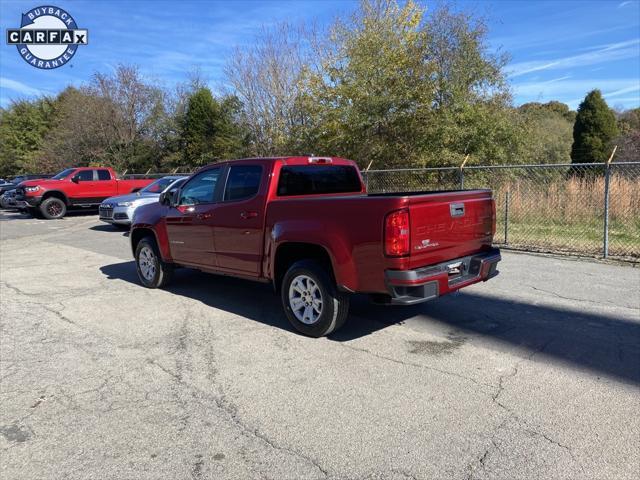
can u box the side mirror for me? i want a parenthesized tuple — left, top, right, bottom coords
(160, 189, 180, 206)
(169, 189, 181, 207)
(71, 174, 80, 183)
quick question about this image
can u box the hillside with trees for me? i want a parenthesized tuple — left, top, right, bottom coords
(0, 0, 637, 177)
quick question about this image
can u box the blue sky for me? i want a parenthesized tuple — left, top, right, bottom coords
(1, 0, 639, 110)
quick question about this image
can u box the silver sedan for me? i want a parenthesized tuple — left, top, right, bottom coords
(99, 176, 187, 226)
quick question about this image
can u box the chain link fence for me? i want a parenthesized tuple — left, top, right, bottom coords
(363, 162, 640, 262)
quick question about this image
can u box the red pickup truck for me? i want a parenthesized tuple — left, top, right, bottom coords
(16, 167, 155, 219)
(131, 157, 500, 337)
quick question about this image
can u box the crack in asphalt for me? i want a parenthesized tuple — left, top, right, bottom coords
(143, 313, 329, 477)
(466, 339, 586, 479)
(524, 284, 632, 310)
(146, 356, 329, 478)
(338, 342, 496, 392)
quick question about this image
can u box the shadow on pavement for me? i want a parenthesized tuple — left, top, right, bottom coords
(89, 224, 130, 235)
(100, 260, 640, 385)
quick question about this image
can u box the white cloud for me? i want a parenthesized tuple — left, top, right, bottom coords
(508, 39, 640, 77)
(514, 79, 637, 97)
(0, 77, 46, 97)
(513, 78, 640, 109)
(618, 1, 633, 8)
(603, 85, 640, 98)
(537, 75, 572, 85)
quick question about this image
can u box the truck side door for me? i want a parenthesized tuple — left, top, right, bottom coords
(93, 168, 118, 200)
(165, 167, 223, 268)
(69, 169, 98, 203)
(212, 164, 265, 275)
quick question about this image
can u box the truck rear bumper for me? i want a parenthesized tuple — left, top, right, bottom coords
(383, 248, 501, 305)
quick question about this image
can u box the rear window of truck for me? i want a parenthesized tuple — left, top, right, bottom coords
(277, 165, 361, 196)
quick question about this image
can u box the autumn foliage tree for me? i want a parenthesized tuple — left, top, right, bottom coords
(300, 1, 516, 168)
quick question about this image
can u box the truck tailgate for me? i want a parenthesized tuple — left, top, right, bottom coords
(407, 190, 495, 267)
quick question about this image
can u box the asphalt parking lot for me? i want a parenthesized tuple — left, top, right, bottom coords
(1, 210, 639, 480)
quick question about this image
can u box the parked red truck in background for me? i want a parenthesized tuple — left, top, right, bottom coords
(16, 167, 155, 219)
(131, 156, 501, 337)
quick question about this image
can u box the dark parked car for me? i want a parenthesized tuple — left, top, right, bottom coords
(0, 189, 18, 209)
(0, 174, 52, 195)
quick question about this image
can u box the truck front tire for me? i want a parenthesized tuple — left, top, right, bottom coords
(135, 236, 173, 288)
(39, 197, 66, 219)
(281, 260, 349, 337)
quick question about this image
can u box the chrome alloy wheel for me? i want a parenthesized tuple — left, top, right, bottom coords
(288, 274, 323, 324)
(138, 246, 157, 281)
(47, 201, 63, 217)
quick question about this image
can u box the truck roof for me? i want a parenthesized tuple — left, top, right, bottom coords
(206, 156, 357, 167)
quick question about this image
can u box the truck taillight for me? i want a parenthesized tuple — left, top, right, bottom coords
(385, 209, 410, 257)
(308, 157, 332, 164)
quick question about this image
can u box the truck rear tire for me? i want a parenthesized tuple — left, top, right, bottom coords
(281, 260, 349, 337)
(39, 197, 67, 219)
(135, 236, 173, 288)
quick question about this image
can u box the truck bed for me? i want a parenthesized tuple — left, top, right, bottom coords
(367, 189, 490, 196)
(266, 188, 495, 293)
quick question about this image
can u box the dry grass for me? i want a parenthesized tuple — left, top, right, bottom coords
(493, 174, 640, 258)
(497, 174, 640, 223)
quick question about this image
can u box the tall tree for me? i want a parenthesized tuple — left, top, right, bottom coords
(518, 102, 575, 164)
(183, 87, 245, 165)
(301, 0, 515, 168)
(89, 64, 166, 171)
(615, 108, 640, 163)
(0, 97, 57, 176)
(38, 66, 169, 173)
(224, 23, 308, 156)
(571, 90, 619, 164)
(38, 87, 111, 171)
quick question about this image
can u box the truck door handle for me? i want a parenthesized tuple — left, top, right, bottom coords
(240, 211, 258, 219)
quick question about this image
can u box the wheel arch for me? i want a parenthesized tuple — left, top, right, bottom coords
(273, 242, 336, 292)
(130, 227, 161, 259)
(42, 190, 69, 205)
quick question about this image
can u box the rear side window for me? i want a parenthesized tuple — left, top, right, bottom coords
(277, 165, 362, 196)
(96, 169, 111, 181)
(76, 170, 94, 181)
(224, 165, 262, 201)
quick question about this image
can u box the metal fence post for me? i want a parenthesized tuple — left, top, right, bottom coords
(603, 146, 617, 259)
(603, 163, 611, 259)
(459, 154, 469, 190)
(504, 191, 509, 245)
